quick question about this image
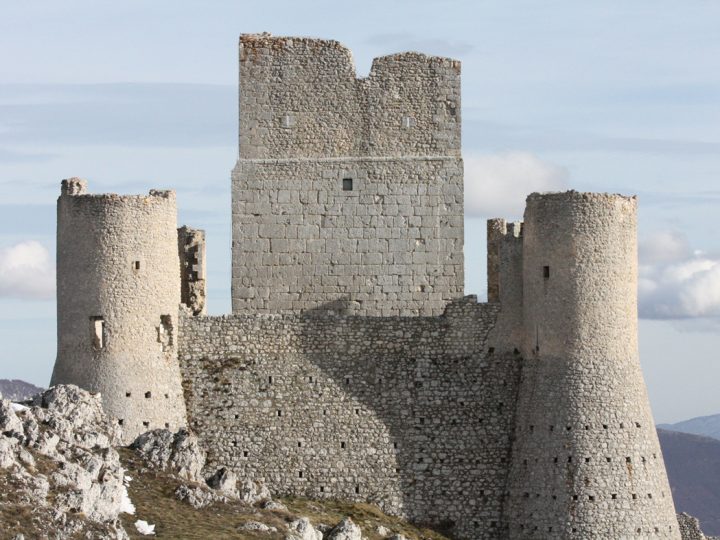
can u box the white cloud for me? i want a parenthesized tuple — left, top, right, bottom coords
(0, 241, 55, 300)
(464, 152, 569, 218)
(639, 231, 720, 320)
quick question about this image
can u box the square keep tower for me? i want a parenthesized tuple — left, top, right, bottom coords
(231, 34, 464, 316)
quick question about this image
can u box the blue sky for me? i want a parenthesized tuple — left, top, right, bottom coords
(1, 0, 719, 423)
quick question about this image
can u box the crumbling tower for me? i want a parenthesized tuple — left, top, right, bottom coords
(504, 192, 679, 538)
(51, 178, 188, 443)
(232, 34, 464, 316)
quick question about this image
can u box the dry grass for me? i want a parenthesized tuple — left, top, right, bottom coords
(118, 448, 449, 540)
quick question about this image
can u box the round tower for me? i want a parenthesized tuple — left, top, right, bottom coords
(51, 178, 187, 444)
(505, 191, 679, 538)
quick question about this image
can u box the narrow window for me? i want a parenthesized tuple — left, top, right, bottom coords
(132, 260, 141, 271)
(342, 178, 353, 191)
(243, 450, 248, 457)
(118, 419, 124, 426)
(543, 265, 550, 278)
(164, 422, 170, 429)
(611, 493, 617, 500)
(90, 316, 105, 350)
(341, 441, 346, 449)
(145, 391, 151, 399)
(277, 410, 282, 417)
(354, 486, 360, 494)
(298, 471, 303, 478)
(402, 116, 416, 128)
(298, 441, 302, 448)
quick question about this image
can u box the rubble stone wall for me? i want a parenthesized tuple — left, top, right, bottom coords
(179, 297, 521, 540)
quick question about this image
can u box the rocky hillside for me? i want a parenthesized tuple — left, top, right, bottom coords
(659, 428, 720, 537)
(0, 384, 447, 539)
(0, 379, 43, 401)
(660, 414, 720, 442)
(0, 384, 713, 539)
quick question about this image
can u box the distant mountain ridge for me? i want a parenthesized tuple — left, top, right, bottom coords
(658, 428, 720, 536)
(660, 414, 720, 441)
(0, 379, 44, 401)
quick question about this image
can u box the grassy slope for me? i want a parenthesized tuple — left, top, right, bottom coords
(118, 449, 449, 540)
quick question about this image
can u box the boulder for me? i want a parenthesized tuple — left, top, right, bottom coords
(239, 521, 278, 533)
(326, 518, 363, 540)
(130, 428, 205, 482)
(206, 467, 239, 497)
(286, 517, 324, 540)
(239, 478, 272, 504)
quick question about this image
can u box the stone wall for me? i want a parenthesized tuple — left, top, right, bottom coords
(179, 297, 521, 540)
(232, 157, 463, 316)
(52, 178, 188, 444)
(232, 35, 463, 316)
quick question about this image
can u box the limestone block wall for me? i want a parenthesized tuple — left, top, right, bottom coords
(178, 298, 521, 540)
(52, 178, 188, 444)
(232, 35, 463, 315)
(504, 192, 679, 538)
(232, 157, 463, 316)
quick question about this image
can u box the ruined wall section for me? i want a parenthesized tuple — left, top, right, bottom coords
(178, 298, 521, 540)
(237, 34, 460, 159)
(504, 192, 679, 538)
(52, 178, 187, 444)
(233, 35, 463, 315)
(178, 226, 206, 315)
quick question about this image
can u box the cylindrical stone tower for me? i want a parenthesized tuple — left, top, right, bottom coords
(505, 191, 679, 538)
(51, 178, 187, 444)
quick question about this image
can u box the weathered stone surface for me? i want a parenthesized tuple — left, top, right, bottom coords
(206, 467, 239, 497)
(326, 517, 362, 540)
(0, 385, 130, 538)
(239, 520, 278, 533)
(286, 517, 324, 540)
(130, 428, 205, 483)
(52, 180, 188, 444)
(174, 483, 227, 509)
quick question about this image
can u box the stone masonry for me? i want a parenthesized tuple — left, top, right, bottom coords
(232, 35, 463, 316)
(50, 34, 682, 539)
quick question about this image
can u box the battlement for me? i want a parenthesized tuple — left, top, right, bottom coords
(238, 33, 461, 159)
(60, 178, 175, 203)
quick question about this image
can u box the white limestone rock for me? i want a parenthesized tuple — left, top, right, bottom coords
(130, 428, 206, 483)
(239, 521, 278, 533)
(286, 517, 324, 540)
(174, 483, 227, 509)
(375, 525, 392, 537)
(0, 385, 130, 538)
(206, 467, 239, 497)
(239, 478, 272, 504)
(326, 517, 363, 540)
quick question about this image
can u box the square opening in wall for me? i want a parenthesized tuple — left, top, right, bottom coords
(132, 260, 141, 271)
(342, 178, 353, 191)
(90, 316, 105, 350)
(543, 266, 550, 278)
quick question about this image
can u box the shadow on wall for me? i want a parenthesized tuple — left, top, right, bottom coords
(179, 296, 522, 539)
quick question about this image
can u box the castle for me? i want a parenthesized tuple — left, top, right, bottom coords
(50, 34, 680, 539)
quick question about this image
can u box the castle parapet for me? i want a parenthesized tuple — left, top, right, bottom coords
(238, 33, 460, 159)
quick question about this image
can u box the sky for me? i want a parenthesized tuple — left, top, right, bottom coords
(1, 0, 719, 423)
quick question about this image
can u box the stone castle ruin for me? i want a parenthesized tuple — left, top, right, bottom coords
(50, 34, 681, 539)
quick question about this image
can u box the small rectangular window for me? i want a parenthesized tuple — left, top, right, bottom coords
(543, 266, 550, 278)
(342, 178, 353, 191)
(90, 316, 105, 349)
(133, 261, 141, 271)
